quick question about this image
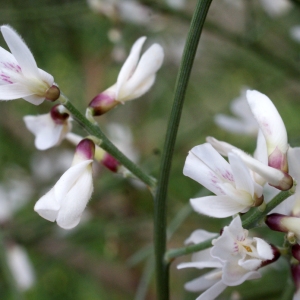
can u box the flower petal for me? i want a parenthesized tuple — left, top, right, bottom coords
(56, 166, 93, 229)
(190, 195, 249, 218)
(228, 152, 255, 196)
(196, 280, 227, 300)
(120, 43, 164, 99)
(53, 160, 93, 204)
(185, 229, 217, 245)
(254, 237, 273, 260)
(246, 90, 288, 155)
(34, 188, 60, 222)
(116, 36, 146, 98)
(0, 83, 34, 100)
(1, 25, 40, 79)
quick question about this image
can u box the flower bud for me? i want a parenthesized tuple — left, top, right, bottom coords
(266, 213, 300, 242)
(291, 264, 300, 292)
(50, 104, 69, 124)
(88, 92, 119, 116)
(73, 139, 95, 164)
(45, 85, 60, 102)
(292, 244, 300, 262)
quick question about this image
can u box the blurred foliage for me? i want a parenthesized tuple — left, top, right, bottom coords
(0, 0, 300, 299)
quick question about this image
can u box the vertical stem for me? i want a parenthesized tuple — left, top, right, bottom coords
(153, 1, 213, 299)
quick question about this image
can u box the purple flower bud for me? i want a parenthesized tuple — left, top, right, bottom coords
(88, 92, 119, 116)
(101, 153, 120, 173)
(76, 139, 95, 161)
(50, 104, 69, 124)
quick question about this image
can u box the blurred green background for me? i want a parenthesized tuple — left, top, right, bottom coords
(0, 0, 300, 299)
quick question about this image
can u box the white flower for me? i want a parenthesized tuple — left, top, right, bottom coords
(0, 25, 59, 104)
(89, 37, 164, 115)
(6, 244, 35, 291)
(183, 143, 263, 218)
(214, 89, 259, 136)
(259, 0, 292, 17)
(246, 90, 289, 173)
(211, 216, 274, 286)
(24, 104, 72, 150)
(34, 139, 94, 229)
(178, 217, 275, 300)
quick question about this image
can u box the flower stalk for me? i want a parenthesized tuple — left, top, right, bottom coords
(153, 0, 213, 299)
(59, 93, 156, 190)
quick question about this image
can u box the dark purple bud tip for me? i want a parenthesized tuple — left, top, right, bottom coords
(265, 213, 288, 233)
(88, 93, 119, 116)
(293, 244, 300, 262)
(101, 153, 120, 173)
(292, 264, 300, 290)
(50, 104, 69, 124)
(45, 85, 60, 102)
(76, 139, 95, 160)
(260, 244, 281, 268)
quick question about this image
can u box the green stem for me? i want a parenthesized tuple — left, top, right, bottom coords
(242, 189, 293, 229)
(153, 1, 213, 299)
(59, 94, 156, 190)
(0, 230, 24, 300)
(165, 236, 216, 263)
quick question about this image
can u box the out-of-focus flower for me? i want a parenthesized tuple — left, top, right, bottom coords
(178, 216, 277, 300)
(259, 0, 292, 17)
(166, 0, 185, 10)
(291, 264, 300, 300)
(87, 0, 153, 25)
(290, 26, 300, 43)
(0, 25, 59, 105)
(24, 104, 72, 150)
(88, 37, 164, 115)
(214, 89, 259, 136)
(34, 139, 95, 229)
(6, 244, 35, 291)
(246, 90, 289, 173)
(183, 143, 263, 218)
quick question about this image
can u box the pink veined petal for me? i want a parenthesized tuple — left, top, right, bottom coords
(122, 44, 164, 97)
(183, 150, 226, 196)
(34, 188, 60, 222)
(190, 195, 249, 218)
(184, 270, 222, 292)
(228, 152, 255, 197)
(222, 261, 261, 286)
(185, 229, 217, 245)
(0, 83, 34, 100)
(1, 25, 40, 79)
(191, 144, 234, 183)
(56, 167, 93, 229)
(211, 227, 236, 262)
(246, 90, 288, 154)
(53, 160, 93, 204)
(254, 237, 273, 260)
(116, 36, 146, 98)
(196, 280, 227, 300)
(0, 46, 19, 68)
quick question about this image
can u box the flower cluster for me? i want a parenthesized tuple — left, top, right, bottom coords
(181, 89, 300, 299)
(0, 25, 163, 230)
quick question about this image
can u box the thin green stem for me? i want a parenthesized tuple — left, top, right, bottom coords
(0, 230, 24, 300)
(242, 189, 293, 229)
(153, 1, 213, 299)
(59, 94, 156, 190)
(165, 236, 216, 263)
